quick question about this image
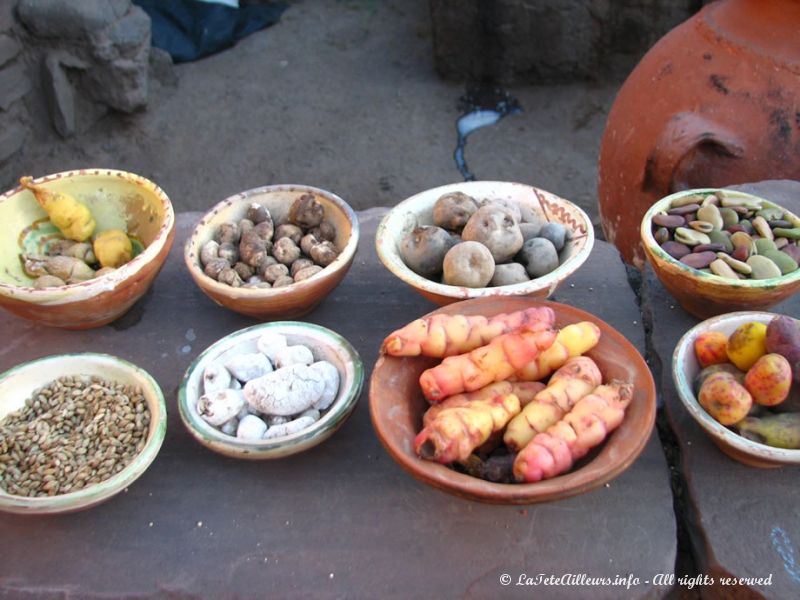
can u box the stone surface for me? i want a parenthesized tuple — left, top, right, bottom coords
(0, 209, 676, 599)
(41, 52, 87, 137)
(0, 33, 21, 68)
(0, 61, 31, 111)
(0, 123, 26, 164)
(430, 0, 698, 83)
(90, 5, 150, 62)
(17, 0, 130, 40)
(645, 181, 800, 598)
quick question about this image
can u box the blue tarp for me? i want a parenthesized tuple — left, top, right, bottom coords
(134, 0, 288, 63)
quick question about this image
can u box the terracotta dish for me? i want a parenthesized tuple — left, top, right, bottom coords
(641, 189, 800, 319)
(0, 353, 167, 514)
(0, 169, 175, 329)
(184, 184, 359, 320)
(375, 181, 593, 306)
(672, 311, 800, 468)
(369, 297, 656, 504)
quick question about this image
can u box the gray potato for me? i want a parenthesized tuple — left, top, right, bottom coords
(490, 263, 529, 287)
(399, 225, 456, 278)
(518, 237, 560, 278)
(442, 241, 495, 287)
(462, 205, 523, 263)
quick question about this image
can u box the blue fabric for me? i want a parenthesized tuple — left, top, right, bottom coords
(134, 0, 288, 63)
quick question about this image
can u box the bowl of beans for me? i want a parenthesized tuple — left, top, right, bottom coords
(641, 188, 800, 319)
(0, 353, 166, 514)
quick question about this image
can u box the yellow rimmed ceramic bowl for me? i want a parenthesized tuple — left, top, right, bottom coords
(178, 322, 364, 459)
(375, 181, 594, 306)
(0, 353, 167, 514)
(641, 188, 800, 319)
(0, 169, 175, 329)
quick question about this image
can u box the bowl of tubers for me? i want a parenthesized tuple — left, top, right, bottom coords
(375, 181, 594, 306)
(0, 169, 175, 329)
(641, 188, 800, 319)
(672, 311, 800, 468)
(178, 321, 364, 459)
(184, 184, 359, 320)
(0, 353, 167, 514)
(369, 297, 656, 504)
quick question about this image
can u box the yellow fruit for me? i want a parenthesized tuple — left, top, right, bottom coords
(93, 229, 133, 268)
(726, 321, 768, 371)
(20, 176, 96, 242)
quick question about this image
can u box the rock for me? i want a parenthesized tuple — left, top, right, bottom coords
(90, 5, 150, 62)
(41, 52, 88, 138)
(17, 0, 130, 40)
(85, 53, 149, 113)
(0, 62, 32, 111)
(149, 46, 178, 88)
(0, 34, 21, 68)
(0, 123, 26, 164)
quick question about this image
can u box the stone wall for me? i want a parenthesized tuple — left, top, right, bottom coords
(0, 0, 168, 182)
(430, 0, 705, 84)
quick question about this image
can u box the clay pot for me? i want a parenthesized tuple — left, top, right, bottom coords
(598, 0, 800, 267)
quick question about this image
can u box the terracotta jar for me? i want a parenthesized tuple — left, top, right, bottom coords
(598, 0, 800, 267)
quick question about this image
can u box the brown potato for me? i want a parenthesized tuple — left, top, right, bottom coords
(462, 205, 523, 263)
(433, 192, 479, 231)
(442, 241, 495, 287)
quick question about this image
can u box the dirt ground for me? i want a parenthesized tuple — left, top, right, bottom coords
(8, 0, 619, 227)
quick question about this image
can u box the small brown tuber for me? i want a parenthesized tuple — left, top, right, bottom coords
(262, 263, 289, 283)
(247, 202, 269, 224)
(215, 222, 241, 245)
(218, 242, 239, 264)
(253, 219, 274, 242)
(273, 237, 301, 265)
(289, 194, 324, 229)
(218, 267, 243, 287)
(433, 192, 479, 231)
(204, 258, 230, 280)
(294, 265, 323, 281)
(273, 275, 294, 288)
(310, 240, 338, 267)
(310, 221, 336, 242)
(233, 261, 255, 280)
(200, 240, 220, 266)
(239, 230, 267, 267)
(22, 254, 96, 284)
(291, 258, 315, 277)
(274, 223, 303, 244)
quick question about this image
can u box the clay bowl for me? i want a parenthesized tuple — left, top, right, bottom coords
(641, 188, 800, 319)
(184, 184, 359, 320)
(672, 311, 800, 468)
(0, 169, 175, 329)
(375, 181, 594, 306)
(0, 353, 167, 514)
(178, 321, 364, 459)
(369, 297, 656, 504)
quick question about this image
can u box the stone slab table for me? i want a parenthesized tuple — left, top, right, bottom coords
(0, 208, 675, 599)
(645, 181, 800, 600)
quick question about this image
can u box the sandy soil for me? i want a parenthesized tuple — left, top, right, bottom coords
(8, 0, 618, 226)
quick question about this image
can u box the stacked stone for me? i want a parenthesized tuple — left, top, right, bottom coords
(0, 2, 29, 168)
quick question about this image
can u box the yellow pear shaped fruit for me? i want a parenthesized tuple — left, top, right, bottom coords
(93, 229, 133, 268)
(20, 176, 96, 242)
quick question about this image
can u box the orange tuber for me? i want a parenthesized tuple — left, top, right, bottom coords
(415, 391, 521, 464)
(381, 306, 555, 357)
(514, 321, 601, 381)
(513, 380, 634, 482)
(418, 326, 557, 402)
(504, 356, 602, 451)
(422, 381, 545, 427)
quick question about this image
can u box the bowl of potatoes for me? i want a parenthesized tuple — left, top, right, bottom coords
(375, 181, 594, 305)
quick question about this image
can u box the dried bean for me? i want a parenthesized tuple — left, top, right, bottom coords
(668, 204, 700, 216)
(680, 251, 717, 269)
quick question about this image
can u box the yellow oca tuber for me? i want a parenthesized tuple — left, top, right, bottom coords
(20, 176, 96, 242)
(93, 229, 133, 268)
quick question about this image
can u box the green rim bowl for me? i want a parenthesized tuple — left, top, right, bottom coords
(641, 188, 800, 319)
(672, 311, 800, 468)
(375, 181, 594, 306)
(178, 322, 364, 459)
(0, 353, 167, 514)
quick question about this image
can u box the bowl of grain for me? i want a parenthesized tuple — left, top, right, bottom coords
(0, 353, 167, 514)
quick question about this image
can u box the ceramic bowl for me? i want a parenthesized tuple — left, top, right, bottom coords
(672, 311, 800, 468)
(0, 169, 175, 329)
(641, 188, 800, 319)
(178, 322, 364, 459)
(184, 184, 359, 320)
(375, 181, 594, 306)
(369, 297, 656, 504)
(0, 353, 167, 514)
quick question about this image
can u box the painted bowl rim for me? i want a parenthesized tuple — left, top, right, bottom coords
(178, 321, 364, 459)
(0, 352, 167, 514)
(672, 310, 800, 465)
(641, 188, 800, 289)
(375, 181, 595, 301)
(0, 168, 176, 303)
